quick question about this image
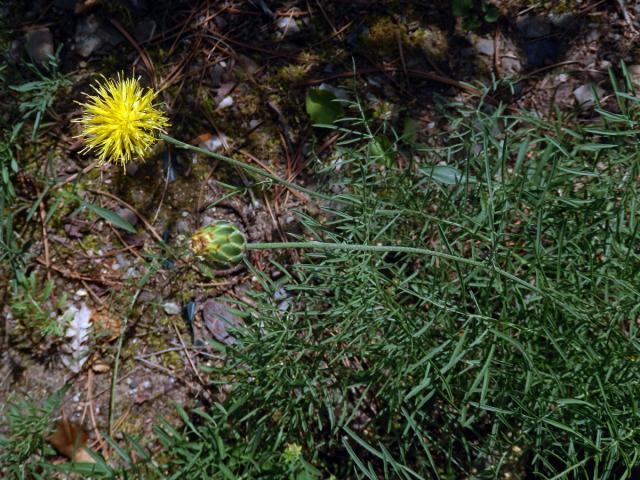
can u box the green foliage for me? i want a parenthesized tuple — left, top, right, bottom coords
(150, 75, 640, 478)
(305, 88, 344, 125)
(0, 46, 71, 316)
(453, 0, 500, 30)
(0, 47, 70, 294)
(10, 271, 69, 340)
(0, 125, 20, 199)
(9, 47, 71, 140)
(0, 385, 70, 479)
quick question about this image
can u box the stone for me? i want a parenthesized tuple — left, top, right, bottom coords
(175, 220, 190, 235)
(163, 302, 181, 315)
(573, 84, 604, 110)
(318, 83, 349, 101)
(202, 300, 242, 345)
(628, 65, 640, 89)
(25, 27, 53, 65)
(237, 54, 259, 75)
(217, 95, 234, 110)
(75, 15, 103, 57)
(517, 16, 551, 38)
(115, 207, 138, 228)
(198, 134, 227, 152)
(125, 161, 140, 176)
(133, 19, 156, 43)
(276, 17, 300, 36)
(502, 56, 523, 76)
(517, 16, 561, 69)
(475, 37, 494, 56)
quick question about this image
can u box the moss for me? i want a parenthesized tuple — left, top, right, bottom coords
(361, 16, 402, 56)
(248, 124, 283, 160)
(77, 234, 101, 252)
(235, 91, 262, 117)
(276, 63, 313, 83)
(503, 0, 582, 13)
(359, 15, 450, 63)
(408, 25, 449, 62)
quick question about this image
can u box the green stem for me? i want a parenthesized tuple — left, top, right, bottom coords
(160, 133, 338, 203)
(247, 241, 539, 293)
(108, 287, 142, 436)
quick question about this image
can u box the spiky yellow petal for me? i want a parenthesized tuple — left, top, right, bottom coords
(75, 75, 169, 169)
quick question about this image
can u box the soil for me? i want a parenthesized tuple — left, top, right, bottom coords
(1, 0, 639, 466)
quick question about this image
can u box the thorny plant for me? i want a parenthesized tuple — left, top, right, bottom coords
(0, 49, 69, 283)
(2, 43, 640, 479)
(0, 385, 70, 479)
(9, 48, 71, 141)
(30, 72, 638, 479)
(9, 271, 70, 341)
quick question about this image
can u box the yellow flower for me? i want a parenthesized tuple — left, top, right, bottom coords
(76, 75, 169, 169)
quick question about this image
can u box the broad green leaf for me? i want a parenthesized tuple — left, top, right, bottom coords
(305, 88, 344, 125)
(452, 0, 473, 16)
(483, 4, 500, 22)
(401, 118, 419, 145)
(368, 136, 393, 166)
(82, 202, 137, 233)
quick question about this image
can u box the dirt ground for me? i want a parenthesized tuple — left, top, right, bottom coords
(1, 0, 639, 458)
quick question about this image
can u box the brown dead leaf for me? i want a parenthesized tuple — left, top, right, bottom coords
(91, 361, 111, 373)
(92, 308, 121, 342)
(46, 419, 96, 464)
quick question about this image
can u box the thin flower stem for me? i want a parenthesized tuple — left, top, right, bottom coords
(160, 133, 340, 203)
(246, 241, 540, 293)
(108, 287, 143, 436)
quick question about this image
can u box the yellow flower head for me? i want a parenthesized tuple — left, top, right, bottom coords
(76, 75, 169, 169)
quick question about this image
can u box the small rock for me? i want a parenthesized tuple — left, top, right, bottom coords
(163, 302, 181, 315)
(92, 362, 110, 373)
(500, 57, 522, 76)
(318, 83, 349, 100)
(75, 15, 103, 57)
(274, 287, 288, 301)
(217, 95, 234, 110)
(124, 267, 138, 279)
(175, 220, 190, 234)
(98, 24, 124, 47)
(475, 37, 494, 56)
(548, 12, 574, 28)
(133, 19, 156, 43)
(517, 16, 560, 68)
(25, 27, 53, 65)
(517, 16, 551, 38)
(573, 84, 604, 110)
(276, 17, 300, 36)
(199, 134, 227, 152)
(278, 300, 290, 312)
(139, 290, 158, 303)
(628, 65, 640, 89)
(115, 207, 138, 227)
(202, 300, 242, 345)
(209, 64, 225, 86)
(237, 54, 259, 75)
(585, 29, 600, 43)
(125, 161, 140, 175)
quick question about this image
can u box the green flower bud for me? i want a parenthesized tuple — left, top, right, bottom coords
(191, 220, 246, 266)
